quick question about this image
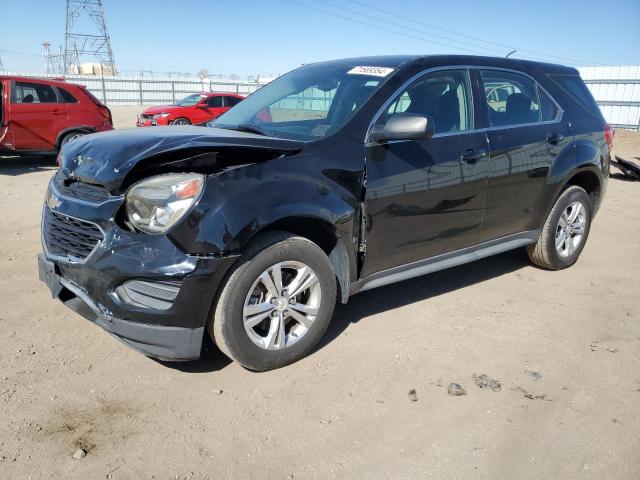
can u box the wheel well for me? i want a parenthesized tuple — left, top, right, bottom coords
(565, 170, 601, 208)
(257, 217, 350, 303)
(56, 128, 93, 149)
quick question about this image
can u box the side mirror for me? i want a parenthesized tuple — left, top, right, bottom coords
(197, 104, 209, 109)
(369, 113, 435, 143)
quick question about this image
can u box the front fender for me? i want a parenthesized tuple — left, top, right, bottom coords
(169, 159, 361, 255)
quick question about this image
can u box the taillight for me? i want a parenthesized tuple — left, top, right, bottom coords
(99, 106, 112, 125)
(604, 123, 614, 151)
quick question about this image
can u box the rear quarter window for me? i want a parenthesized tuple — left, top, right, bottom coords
(549, 75, 601, 117)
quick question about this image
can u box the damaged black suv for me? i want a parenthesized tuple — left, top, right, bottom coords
(39, 56, 610, 370)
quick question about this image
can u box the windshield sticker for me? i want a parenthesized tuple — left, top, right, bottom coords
(347, 66, 394, 77)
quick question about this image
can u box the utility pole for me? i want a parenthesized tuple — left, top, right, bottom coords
(64, 0, 116, 75)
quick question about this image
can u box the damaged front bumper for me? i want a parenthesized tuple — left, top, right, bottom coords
(38, 180, 237, 361)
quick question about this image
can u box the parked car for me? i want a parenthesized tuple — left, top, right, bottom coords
(0, 76, 113, 155)
(39, 55, 611, 370)
(137, 92, 244, 127)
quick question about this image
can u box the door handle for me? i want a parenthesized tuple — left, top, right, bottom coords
(53, 110, 66, 116)
(547, 132, 564, 145)
(461, 148, 487, 164)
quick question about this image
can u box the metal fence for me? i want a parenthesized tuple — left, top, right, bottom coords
(2, 67, 640, 130)
(579, 66, 640, 130)
(0, 71, 269, 105)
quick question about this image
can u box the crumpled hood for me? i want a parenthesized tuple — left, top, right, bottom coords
(59, 126, 303, 191)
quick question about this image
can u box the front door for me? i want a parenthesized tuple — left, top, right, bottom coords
(362, 69, 490, 277)
(10, 80, 67, 150)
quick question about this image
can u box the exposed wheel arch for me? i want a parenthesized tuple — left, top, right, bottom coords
(564, 169, 601, 210)
(246, 217, 352, 304)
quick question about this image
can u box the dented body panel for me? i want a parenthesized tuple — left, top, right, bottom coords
(39, 55, 610, 361)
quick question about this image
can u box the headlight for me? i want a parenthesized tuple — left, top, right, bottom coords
(152, 113, 170, 119)
(125, 173, 204, 234)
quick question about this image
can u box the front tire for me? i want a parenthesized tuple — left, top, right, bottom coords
(209, 232, 337, 371)
(527, 185, 592, 270)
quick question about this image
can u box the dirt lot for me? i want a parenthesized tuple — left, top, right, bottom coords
(1, 122, 639, 479)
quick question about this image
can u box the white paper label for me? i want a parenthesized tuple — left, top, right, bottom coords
(347, 66, 395, 77)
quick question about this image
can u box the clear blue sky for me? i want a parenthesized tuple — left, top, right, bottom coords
(1, 0, 639, 76)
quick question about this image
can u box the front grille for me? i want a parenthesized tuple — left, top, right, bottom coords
(43, 208, 104, 261)
(54, 172, 110, 203)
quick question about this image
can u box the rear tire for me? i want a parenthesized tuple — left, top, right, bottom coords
(59, 131, 87, 150)
(209, 232, 337, 371)
(171, 117, 191, 125)
(527, 185, 592, 270)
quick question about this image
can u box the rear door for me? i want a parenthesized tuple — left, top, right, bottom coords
(477, 68, 573, 241)
(9, 80, 67, 150)
(362, 68, 490, 276)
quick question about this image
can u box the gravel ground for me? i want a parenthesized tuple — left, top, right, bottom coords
(0, 121, 639, 479)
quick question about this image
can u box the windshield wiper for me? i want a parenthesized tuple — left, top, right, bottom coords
(234, 124, 269, 136)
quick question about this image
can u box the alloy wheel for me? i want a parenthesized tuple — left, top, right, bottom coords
(243, 261, 321, 350)
(555, 201, 586, 257)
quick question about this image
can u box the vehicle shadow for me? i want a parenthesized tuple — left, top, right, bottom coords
(319, 248, 531, 350)
(158, 335, 232, 373)
(0, 155, 57, 176)
(163, 248, 530, 373)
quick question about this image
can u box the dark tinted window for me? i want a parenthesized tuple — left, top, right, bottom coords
(550, 75, 601, 116)
(225, 96, 242, 107)
(481, 70, 540, 127)
(378, 69, 473, 134)
(57, 87, 78, 103)
(13, 81, 58, 104)
(539, 88, 559, 121)
(205, 96, 223, 107)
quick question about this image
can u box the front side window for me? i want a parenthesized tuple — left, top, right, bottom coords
(205, 96, 223, 108)
(376, 69, 473, 134)
(13, 81, 58, 104)
(213, 64, 393, 140)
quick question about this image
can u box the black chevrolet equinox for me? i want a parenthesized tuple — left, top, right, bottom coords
(39, 55, 611, 370)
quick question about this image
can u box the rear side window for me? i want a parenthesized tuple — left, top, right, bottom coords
(481, 70, 540, 127)
(539, 88, 559, 121)
(57, 87, 78, 103)
(225, 96, 242, 107)
(549, 74, 600, 116)
(13, 81, 58, 104)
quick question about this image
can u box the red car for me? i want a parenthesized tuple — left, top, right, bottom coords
(0, 76, 113, 155)
(137, 92, 244, 127)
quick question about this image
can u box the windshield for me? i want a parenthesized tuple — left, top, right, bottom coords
(211, 64, 395, 140)
(174, 94, 204, 107)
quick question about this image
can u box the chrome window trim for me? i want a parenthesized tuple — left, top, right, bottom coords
(41, 205, 106, 265)
(365, 64, 565, 145)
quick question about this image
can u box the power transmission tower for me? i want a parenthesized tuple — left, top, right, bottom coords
(43, 42, 66, 74)
(64, 0, 116, 75)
